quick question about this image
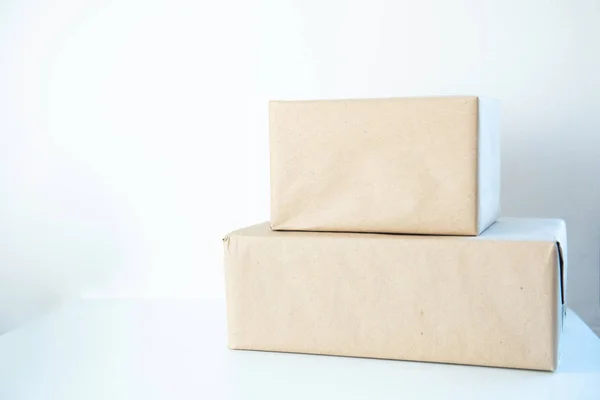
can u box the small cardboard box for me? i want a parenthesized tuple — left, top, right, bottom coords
(223, 218, 567, 371)
(270, 96, 500, 235)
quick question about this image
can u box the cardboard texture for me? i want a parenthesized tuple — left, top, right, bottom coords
(270, 96, 500, 235)
(223, 218, 567, 371)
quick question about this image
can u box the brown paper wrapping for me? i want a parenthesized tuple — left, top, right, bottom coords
(270, 96, 500, 235)
(224, 218, 566, 371)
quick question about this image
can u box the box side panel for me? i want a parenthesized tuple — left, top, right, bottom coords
(476, 97, 501, 233)
(224, 232, 557, 370)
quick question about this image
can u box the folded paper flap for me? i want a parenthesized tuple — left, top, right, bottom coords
(555, 240, 567, 363)
(556, 242, 565, 306)
(222, 233, 237, 256)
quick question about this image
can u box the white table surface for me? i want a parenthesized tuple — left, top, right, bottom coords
(0, 300, 598, 400)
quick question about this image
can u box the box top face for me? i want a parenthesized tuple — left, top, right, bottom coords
(269, 96, 482, 235)
(476, 217, 565, 242)
(228, 218, 565, 244)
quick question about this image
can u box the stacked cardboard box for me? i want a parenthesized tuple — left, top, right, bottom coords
(223, 96, 567, 371)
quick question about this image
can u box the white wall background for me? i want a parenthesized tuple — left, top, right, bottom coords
(1, 0, 599, 333)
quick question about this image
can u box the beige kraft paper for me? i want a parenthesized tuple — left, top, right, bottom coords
(223, 218, 566, 371)
(269, 96, 500, 235)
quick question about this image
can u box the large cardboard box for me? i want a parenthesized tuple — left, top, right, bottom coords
(270, 96, 500, 235)
(223, 218, 567, 371)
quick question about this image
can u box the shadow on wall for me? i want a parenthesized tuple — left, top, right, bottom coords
(502, 130, 600, 334)
(0, 144, 130, 335)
